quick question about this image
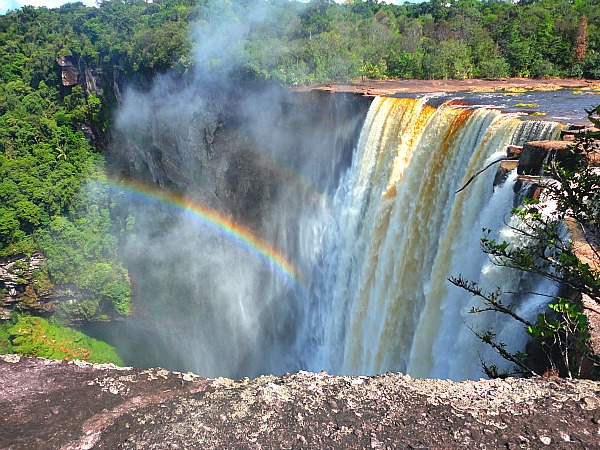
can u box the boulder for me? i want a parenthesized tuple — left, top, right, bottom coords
(506, 145, 522, 158)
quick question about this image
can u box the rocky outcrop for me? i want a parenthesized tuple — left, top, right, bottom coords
(56, 56, 103, 93)
(516, 140, 574, 176)
(503, 130, 600, 368)
(1, 355, 599, 449)
(0, 254, 51, 318)
(295, 78, 600, 97)
(565, 218, 600, 361)
(0, 254, 86, 320)
(56, 56, 80, 87)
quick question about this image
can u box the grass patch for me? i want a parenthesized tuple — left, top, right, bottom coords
(2, 315, 123, 365)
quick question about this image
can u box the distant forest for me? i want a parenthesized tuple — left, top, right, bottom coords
(0, 0, 598, 361)
(2, 0, 599, 86)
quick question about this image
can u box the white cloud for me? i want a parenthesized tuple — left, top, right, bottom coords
(1, 0, 97, 15)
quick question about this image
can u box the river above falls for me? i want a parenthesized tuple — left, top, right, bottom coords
(414, 89, 600, 124)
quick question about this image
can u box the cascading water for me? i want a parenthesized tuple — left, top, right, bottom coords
(106, 89, 567, 381)
(301, 97, 562, 380)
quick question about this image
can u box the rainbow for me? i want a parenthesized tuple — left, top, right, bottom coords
(101, 178, 301, 285)
(255, 152, 329, 206)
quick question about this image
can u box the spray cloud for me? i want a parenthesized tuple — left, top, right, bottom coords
(99, 0, 363, 378)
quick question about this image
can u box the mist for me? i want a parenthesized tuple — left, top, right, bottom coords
(90, 0, 366, 378)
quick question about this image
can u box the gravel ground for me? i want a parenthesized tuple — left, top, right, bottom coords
(1, 355, 599, 449)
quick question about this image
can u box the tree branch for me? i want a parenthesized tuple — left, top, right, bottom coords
(454, 156, 520, 194)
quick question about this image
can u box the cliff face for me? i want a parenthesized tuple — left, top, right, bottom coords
(0, 255, 49, 319)
(1, 78, 370, 322)
(504, 135, 600, 367)
(109, 88, 370, 229)
(1, 355, 599, 449)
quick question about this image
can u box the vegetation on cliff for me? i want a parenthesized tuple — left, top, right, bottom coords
(0, 69, 130, 323)
(0, 316, 123, 364)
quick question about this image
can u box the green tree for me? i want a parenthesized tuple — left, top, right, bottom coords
(422, 38, 474, 79)
(451, 107, 600, 379)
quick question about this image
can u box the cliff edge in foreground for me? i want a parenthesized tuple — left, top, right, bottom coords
(1, 355, 599, 449)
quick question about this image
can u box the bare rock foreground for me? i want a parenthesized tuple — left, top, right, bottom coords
(1, 355, 599, 449)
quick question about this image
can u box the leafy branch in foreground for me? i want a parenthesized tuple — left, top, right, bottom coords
(450, 275, 597, 378)
(451, 105, 600, 379)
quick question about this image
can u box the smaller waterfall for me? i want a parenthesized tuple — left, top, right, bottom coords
(303, 97, 562, 380)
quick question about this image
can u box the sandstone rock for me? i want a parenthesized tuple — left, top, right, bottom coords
(1, 356, 599, 449)
(0, 254, 49, 314)
(294, 78, 600, 97)
(0, 254, 83, 317)
(517, 140, 574, 175)
(56, 56, 80, 86)
(561, 126, 600, 141)
(506, 145, 522, 157)
(61, 66, 79, 86)
(565, 218, 600, 363)
(493, 159, 519, 186)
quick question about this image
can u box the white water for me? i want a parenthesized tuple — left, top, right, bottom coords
(301, 97, 562, 380)
(109, 92, 566, 381)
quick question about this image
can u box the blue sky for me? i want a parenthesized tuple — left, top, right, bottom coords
(0, 0, 427, 16)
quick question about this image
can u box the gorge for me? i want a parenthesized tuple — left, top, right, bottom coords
(4, 90, 600, 446)
(90, 82, 590, 381)
(2, 1, 600, 444)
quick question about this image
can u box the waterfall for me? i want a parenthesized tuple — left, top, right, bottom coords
(108, 88, 566, 381)
(302, 97, 562, 380)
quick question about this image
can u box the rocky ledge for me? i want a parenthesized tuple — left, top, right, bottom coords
(294, 78, 600, 96)
(1, 355, 599, 449)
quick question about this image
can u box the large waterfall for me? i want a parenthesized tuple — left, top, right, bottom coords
(301, 97, 560, 380)
(107, 91, 565, 381)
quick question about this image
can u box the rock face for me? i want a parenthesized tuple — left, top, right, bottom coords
(56, 56, 80, 87)
(565, 217, 600, 362)
(0, 254, 85, 320)
(110, 89, 370, 229)
(0, 254, 51, 318)
(517, 140, 574, 176)
(1, 355, 599, 449)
